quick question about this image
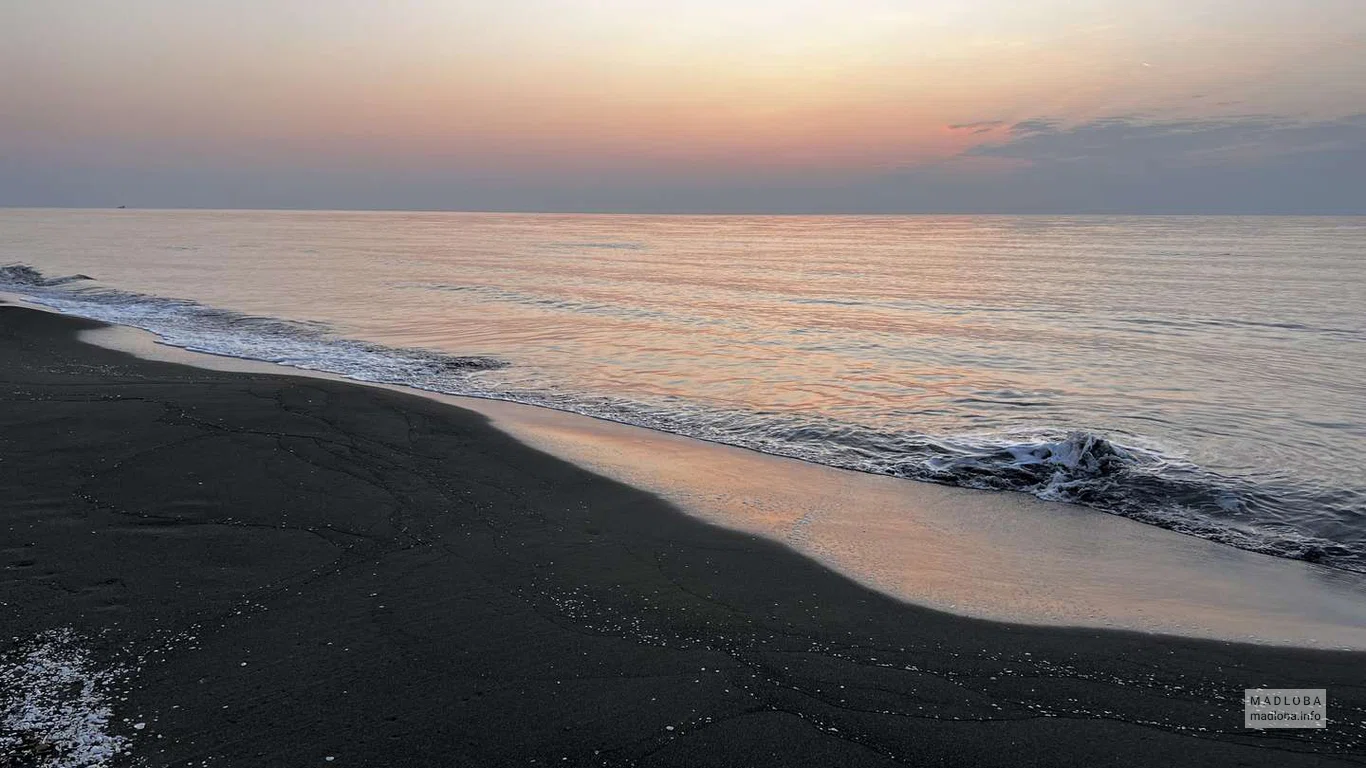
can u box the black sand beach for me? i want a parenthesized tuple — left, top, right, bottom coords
(2, 305, 1364, 767)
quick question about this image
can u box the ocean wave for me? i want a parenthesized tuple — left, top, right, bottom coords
(893, 430, 1354, 566)
(544, 241, 648, 250)
(1, 264, 506, 385)
(391, 281, 736, 328)
(3, 264, 1360, 573)
(564, 402, 1358, 570)
(0, 264, 95, 287)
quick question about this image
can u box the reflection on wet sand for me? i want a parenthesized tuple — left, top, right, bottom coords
(74, 317, 1366, 650)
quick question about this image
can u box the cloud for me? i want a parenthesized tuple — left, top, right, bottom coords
(972, 113, 1366, 169)
(4, 113, 1362, 214)
(1008, 119, 1059, 136)
(921, 112, 1366, 213)
(948, 120, 1005, 131)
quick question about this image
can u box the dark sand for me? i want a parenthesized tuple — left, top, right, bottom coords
(2, 305, 1363, 767)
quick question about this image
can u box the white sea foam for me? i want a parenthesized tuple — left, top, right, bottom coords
(2, 266, 503, 389)
(2, 263, 1359, 573)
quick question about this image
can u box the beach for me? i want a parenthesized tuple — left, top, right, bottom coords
(7, 0, 1366, 762)
(4, 304, 1364, 767)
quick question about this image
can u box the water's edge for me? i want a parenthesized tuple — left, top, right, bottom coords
(2, 262, 1360, 575)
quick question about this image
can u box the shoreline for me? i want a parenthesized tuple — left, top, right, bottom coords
(4, 255, 1360, 580)
(49, 299, 1366, 650)
(3, 303, 1366, 766)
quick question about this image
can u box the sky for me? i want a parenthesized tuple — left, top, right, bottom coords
(2, 0, 1364, 213)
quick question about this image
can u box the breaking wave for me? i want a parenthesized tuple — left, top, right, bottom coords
(0, 264, 95, 287)
(1, 264, 504, 390)
(3, 264, 1360, 573)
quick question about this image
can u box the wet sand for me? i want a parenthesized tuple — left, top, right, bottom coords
(3, 305, 1365, 767)
(77, 313, 1366, 649)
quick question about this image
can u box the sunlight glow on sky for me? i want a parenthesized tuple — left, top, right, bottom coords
(2, 0, 1364, 212)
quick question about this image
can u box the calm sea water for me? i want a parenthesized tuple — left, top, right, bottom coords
(3, 210, 1365, 571)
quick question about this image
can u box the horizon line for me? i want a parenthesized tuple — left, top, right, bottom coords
(4, 205, 1365, 217)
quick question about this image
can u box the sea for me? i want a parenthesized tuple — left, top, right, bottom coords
(3, 210, 1364, 573)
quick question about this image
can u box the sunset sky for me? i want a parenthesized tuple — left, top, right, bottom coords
(3, 0, 1364, 212)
